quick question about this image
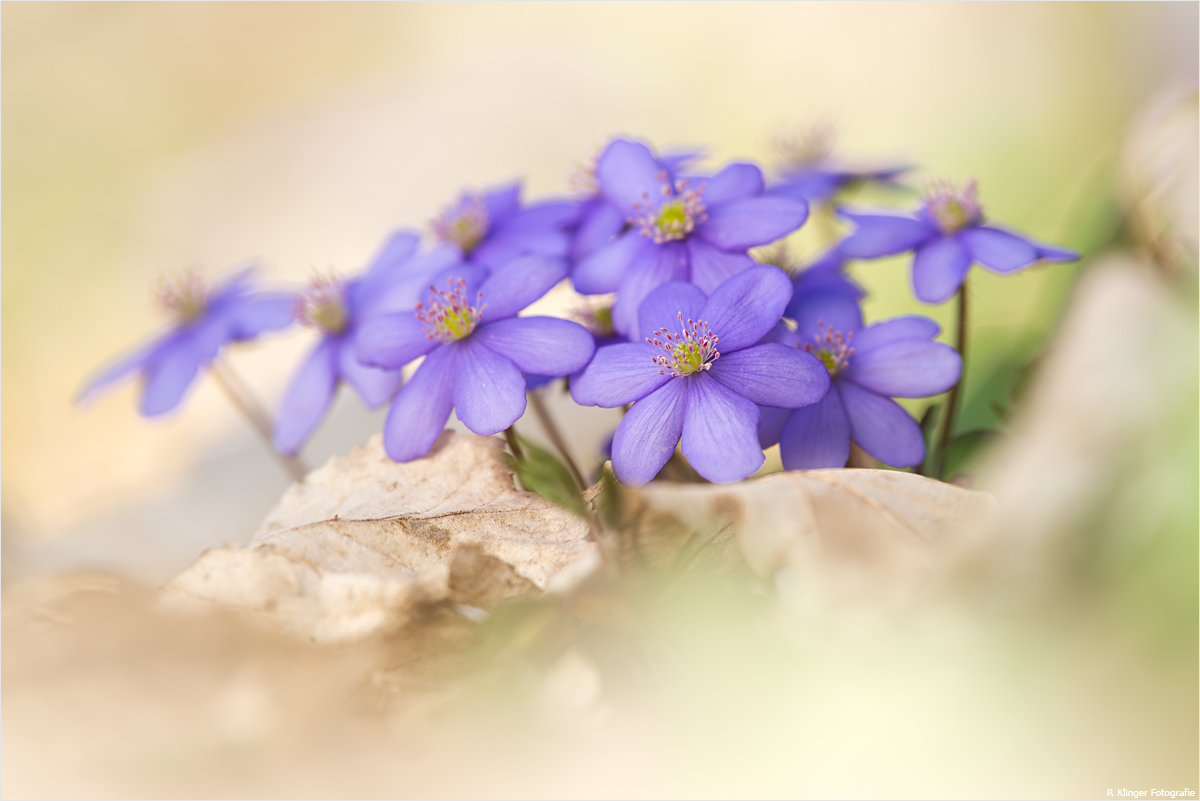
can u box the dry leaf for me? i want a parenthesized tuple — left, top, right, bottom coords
(160, 431, 595, 642)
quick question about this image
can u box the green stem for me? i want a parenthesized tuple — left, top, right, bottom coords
(502, 426, 525, 461)
(935, 278, 969, 476)
(209, 357, 308, 483)
(527, 390, 588, 491)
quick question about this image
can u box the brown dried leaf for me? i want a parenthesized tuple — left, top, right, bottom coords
(160, 431, 596, 642)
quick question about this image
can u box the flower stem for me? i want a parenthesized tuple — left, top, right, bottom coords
(935, 278, 969, 475)
(502, 426, 525, 461)
(527, 390, 588, 492)
(209, 357, 308, 483)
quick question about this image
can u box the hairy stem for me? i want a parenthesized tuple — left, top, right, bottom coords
(936, 278, 969, 475)
(209, 357, 308, 482)
(527, 390, 588, 491)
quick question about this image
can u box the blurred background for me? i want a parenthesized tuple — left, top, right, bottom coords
(3, 3, 1198, 798)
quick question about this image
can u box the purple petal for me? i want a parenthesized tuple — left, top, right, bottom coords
(471, 227, 571, 271)
(842, 339, 961, 398)
(483, 182, 522, 228)
(696, 196, 809, 251)
(597, 139, 664, 213)
(769, 170, 842, 204)
(572, 229, 651, 295)
(383, 345, 458, 462)
(356, 312, 437, 369)
(571, 200, 626, 262)
(757, 405, 793, 449)
(637, 280, 708, 341)
(960, 225, 1038, 274)
(787, 290, 863, 341)
(851, 316, 941, 352)
(474, 316, 595, 377)
(478, 254, 569, 321)
(912, 234, 971, 303)
(362, 230, 420, 281)
(699, 265, 793, 352)
(226, 294, 296, 340)
(570, 342, 670, 407)
(451, 338, 527, 436)
(680, 374, 763, 483)
(777, 388, 852, 470)
(610, 242, 689, 338)
(358, 244, 462, 319)
(138, 335, 207, 417)
(762, 320, 801, 347)
(685, 238, 755, 294)
(337, 337, 403, 409)
(1033, 241, 1080, 262)
(837, 379, 925, 468)
(700, 163, 764, 207)
(422, 263, 489, 305)
(838, 211, 937, 258)
(77, 337, 164, 407)
(525, 374, 556, 391)
(272, 339, 340, 456)
(611, 378, 688, 486)
(708, 342, 830, 408)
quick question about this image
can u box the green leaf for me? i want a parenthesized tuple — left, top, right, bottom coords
(938, 428, 1001, 483)
(502, 437, 587, 518)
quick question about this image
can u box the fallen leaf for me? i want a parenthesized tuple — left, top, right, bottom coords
(160, 431, 596, 642)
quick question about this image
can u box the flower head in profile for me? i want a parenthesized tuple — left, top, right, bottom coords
(758, 291, 961, 470)
(355, 255, 595, 462)
(571, 138, 809, 338)
(430, 182, 580, 273)
(78, 267, 296, 416)
(767, 123, 909, 205)
(571, 266, 830, 486)
(837, 178, 1079, 303)
(272, 231, 461, 456)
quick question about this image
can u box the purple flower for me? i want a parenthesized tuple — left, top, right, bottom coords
(525, 294, 622, 391)
(837, 178, 1079, 303)
(571, 266, 830, 486)
(759, 295, 962, 470)
(355, 255, 596, 462)
(78, 268, 295, 416)
(272, 231, 461, 456)
(767, 125, 908, 205)
(430, 182, 580, 273)
(572, 139, 809, 338)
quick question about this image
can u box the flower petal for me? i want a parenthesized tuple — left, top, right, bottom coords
(842, 339, 961, 398)
(1032, 241, 1080, 262)
(685, 238, 755, 294)
(777, 388, 852, 470)
(699, 265, 793, 352)
(471, 227, 571, 271)
(700, 162, 764, 207)
(355, 312, 437, 369)
(680, 374, 764, 483)
(138, 334, 208, 417)
(611, 378, 687, 486)
(474, 316, 595, 377)
(837, 379, 925, 467)
(787, 289, 863, 341)
(637, 280, 708, 341)
(960, 225, 1038, 274)
(226, 294, 296, 340)
(757, 404, 793, 449)
(478, 254, 569, 321)
(422, 263, 489, 304)
(272, 338, 340, 456)
(597, 139, 664, 213)
(452, 338, 527, 435)
(610, 242, 689, 338)
(850, 316, 941, 352)
(837, 211, 937, 258)
(696, 196, 809, 251)
(572, 229, 650, 295)
(571, 200, 627, 262)
(77, 336, 164, 407)
(912, 234, 971, 303)
(337, 336, 403, 409)
(362, 230, 420, 281)
(483, 182, 522, 228)
(708, 342, 830, 408)
(570, 342, 670, 407)
(383, 345, 457, 462)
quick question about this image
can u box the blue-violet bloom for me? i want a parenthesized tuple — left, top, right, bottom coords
(272, 231, 460, 456)
(767, 124, 908, 205)
(837, 178, 1079, 304)
(572, 139, 809, 338)
(78, 268, 295, 416)
(571, 265, 830, 486)
(355, 255, 595, 462)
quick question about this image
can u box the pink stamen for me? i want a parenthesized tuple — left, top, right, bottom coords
(646, 311, 721, 377)
(416, 277, 486, 343)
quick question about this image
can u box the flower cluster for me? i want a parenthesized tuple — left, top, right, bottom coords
(82, 132, 1078, 489)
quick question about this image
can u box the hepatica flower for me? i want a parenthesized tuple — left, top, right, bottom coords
(572, 139, 809, 338)
(272, 231, 460, 456)
(571, 266, 830, 486)
(838, 178, 1079, 303)
(78, 268, 295, 416)
(355, 255, 595, 462)
(431, 183, 579, 273)
(767, 124, 908, 205)
(759, 294, 962, 470)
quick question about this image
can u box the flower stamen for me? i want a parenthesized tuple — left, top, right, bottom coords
(646, 312, 721, 377)
(298, 271, 350, 334)
(416, 277, 486, 343)
(569, 294, 617, 339)
(630, 172, 708, 244)
(772, 122, 836, 171)
(154, 268, 209, 323)
(801, 321, 854, 376)
(430, 193, 491, 253)
(923, 178, 983, 234)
